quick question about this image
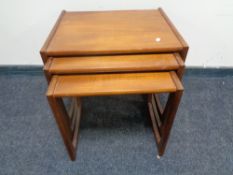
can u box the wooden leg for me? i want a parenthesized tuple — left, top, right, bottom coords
(47, 96, 82, 160)
(148, 90, 183, 157)
(158, 90, 183, 156)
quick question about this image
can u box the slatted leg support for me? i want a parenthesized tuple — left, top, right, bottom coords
(70, 98, 82, 149)
(148, 90, 183, 157)
(47, 96, 75, 160)
(159, 90, 183, 156)
(148, 72, 184, 157)
(47, 96, 82, 160)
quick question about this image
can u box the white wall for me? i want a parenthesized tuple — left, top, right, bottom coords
(0, 0, 233, 67)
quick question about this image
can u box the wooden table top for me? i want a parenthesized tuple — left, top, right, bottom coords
(47, 72, 178, 97)
(43, 9, 184, 57)
(45, 53, 181, 74)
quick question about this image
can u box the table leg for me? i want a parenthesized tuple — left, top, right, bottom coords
(47, 96, 82, 160)
(148, 90, 183, 156)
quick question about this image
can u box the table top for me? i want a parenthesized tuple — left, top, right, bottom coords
(43, 9, 185, 57)
(46, 54, 180, 74)
(47, 72, 178, 97)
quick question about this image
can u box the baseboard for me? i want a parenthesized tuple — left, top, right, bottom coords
(0, 66, 43, 75)
(184, 68, 233, 77)
(0, 66, 233, 77)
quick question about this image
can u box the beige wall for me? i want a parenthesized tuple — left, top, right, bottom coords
(0, 0, 233, 67)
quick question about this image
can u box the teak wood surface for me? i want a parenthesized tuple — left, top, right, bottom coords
(45, 54, 182, 74)
(40, 8, 188, 64)
(41, 8, 189, 160)
(47, 72, 178, 97)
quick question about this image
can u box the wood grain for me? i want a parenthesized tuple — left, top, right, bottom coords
(46, 10, 183, 56)
(158, 8, 189, 61)
(47, 72, 177, 97)
(45, 54, 180, 74)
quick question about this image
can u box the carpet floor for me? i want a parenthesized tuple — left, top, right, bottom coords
(0, 73, 233, 175)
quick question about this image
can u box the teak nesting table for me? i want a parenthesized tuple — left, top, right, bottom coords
(40, 8, 188, 161)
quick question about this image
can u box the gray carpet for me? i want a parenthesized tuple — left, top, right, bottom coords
(0, 72, 233, 175)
